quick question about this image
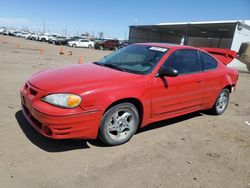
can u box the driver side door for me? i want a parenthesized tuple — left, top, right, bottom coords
(151, 49, 206, 120)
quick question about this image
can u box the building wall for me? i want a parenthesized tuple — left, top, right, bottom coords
(188, 37, 232, 49)
(129, 27, 181, 44)
(231, 23, 250, 51)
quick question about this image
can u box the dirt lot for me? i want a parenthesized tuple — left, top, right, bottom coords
(0, 35, 249, 188)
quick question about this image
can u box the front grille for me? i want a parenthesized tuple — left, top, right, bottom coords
(29, 88, 38, 96)
(22, 105, 43, 129)
(30, 115, 42, 129)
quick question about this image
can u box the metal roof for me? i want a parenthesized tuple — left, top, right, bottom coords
(130, 20, 250, 38)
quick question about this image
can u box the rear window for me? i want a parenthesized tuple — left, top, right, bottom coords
(200, 51, 218, 71)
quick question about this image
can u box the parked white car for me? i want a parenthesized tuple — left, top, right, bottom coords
(68, 39, 94, 48)
(0, 28, 5, 34)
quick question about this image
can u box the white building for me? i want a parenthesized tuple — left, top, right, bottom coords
(129, 20, 250, 71)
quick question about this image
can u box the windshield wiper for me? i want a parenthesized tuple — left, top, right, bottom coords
(103, 63, 127, 72)
(93, 62, 104, 66)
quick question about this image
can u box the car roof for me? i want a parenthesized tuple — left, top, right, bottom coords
(136, 43, 198, 50)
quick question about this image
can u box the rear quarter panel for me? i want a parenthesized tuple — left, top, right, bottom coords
(204, 63, 239, 109)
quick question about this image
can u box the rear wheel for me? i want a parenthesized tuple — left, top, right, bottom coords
(210, 88, 230, 115)
(99, 103, 139, 146)
(88, 44, 93, 48)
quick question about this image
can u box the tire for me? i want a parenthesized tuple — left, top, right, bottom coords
(99, 45, 104, 50)
(41, 38, 46, 42)
(52, 41, 56, 45)
(72, 44, 77, 48)
(99, 103, 139, 146)
(88, 44, 92, 48)
(114, 46, 118, 51)
(210, 88, 230, 115)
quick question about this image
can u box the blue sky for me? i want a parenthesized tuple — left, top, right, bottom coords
(0, 0, 249, 38)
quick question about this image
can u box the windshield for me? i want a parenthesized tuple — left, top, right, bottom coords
(97, 44, 168, 75)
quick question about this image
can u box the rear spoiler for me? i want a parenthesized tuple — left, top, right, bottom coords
(201, 47, 237, 65)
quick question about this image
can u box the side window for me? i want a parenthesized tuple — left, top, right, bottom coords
(164, 49, 202, 74)
(200, 51, 218, 71)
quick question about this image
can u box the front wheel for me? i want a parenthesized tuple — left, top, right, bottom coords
(72, 44, 77, 48)
(99, 103, 139, 146)
(88, 44, 93, 48)
(210, 88, 230, 115)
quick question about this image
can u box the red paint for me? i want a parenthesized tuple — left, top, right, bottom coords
(201, 47, 237, 65)
(20, 43, 238, 140)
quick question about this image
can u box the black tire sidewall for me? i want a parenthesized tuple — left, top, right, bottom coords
(99, 103, 139, 146)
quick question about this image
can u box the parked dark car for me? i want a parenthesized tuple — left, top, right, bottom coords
(94, 39, 120, 50)
(49, 36, 68, 45)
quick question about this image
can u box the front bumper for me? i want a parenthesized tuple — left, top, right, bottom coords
(20, 82, 102, 139)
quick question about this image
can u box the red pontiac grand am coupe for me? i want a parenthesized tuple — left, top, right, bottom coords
(20, 43, 238, 145)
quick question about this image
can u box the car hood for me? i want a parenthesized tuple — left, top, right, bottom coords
(29, 63, 143, 92)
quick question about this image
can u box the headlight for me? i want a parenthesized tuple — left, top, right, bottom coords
(42, 94, 82, 108)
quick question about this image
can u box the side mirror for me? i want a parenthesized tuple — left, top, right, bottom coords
(157, 67, 178, 77)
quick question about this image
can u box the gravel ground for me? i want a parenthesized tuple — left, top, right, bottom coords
(0, 35, 249, 188)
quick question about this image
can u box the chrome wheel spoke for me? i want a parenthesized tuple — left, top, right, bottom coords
(108, 125, 117, 132)
(120, 112, 131, 120)
(216, 91, 228, 113)
(107, 109, 135, 141)
(113, 111, 119, 124)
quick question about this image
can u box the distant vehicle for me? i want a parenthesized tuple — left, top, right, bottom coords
(38, 34, 57, 42)
(49, 36, 68, 45)
(119, 40, 130, 49)
(27, 33, 40, 40)
(94, 39, 120, 50)
(1, 29, 9, 35)
(38, 34, 48, 41)
(20, 43, 238, 145)
(22, 32, 31, 39)
(8, 30, 19, 36)
(67, 36, 84, 42)
(0, 28, 5, 34)
(13, 31, 30, 38)
(68, 39, 94, 48)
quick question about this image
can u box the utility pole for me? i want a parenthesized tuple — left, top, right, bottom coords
(43, 19, 45, 33)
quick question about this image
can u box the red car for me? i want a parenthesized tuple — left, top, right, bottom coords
(20, 43, 238, 145)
